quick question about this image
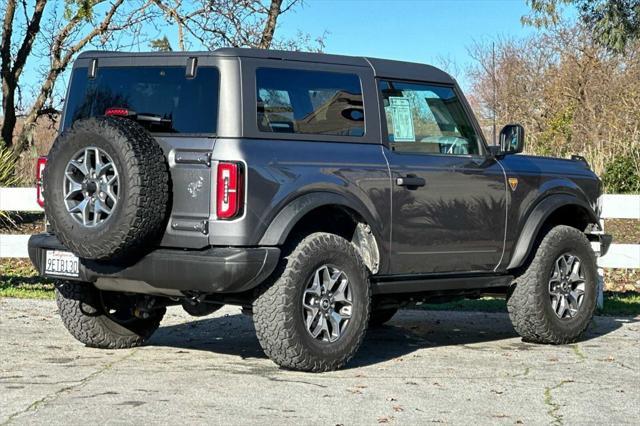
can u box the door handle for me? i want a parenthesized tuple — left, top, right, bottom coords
(395, 175, 426, 188)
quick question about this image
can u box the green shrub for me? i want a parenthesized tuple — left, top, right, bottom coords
(602, 149, 640, 194)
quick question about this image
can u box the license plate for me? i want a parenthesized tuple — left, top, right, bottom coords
(44, 250, 80, 277)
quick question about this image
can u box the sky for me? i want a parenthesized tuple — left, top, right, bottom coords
(12, 0, 557, 106)
(275, 0, 540, 89)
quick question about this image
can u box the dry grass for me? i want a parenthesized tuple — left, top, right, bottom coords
(11, 116, 58, 186)
(604, 219, 640, 244)
(0, 212, 45, 234)
(604, 269, 640, 292)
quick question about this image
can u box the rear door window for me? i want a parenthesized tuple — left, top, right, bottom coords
(256, 68, 365, 137)
(63, 66, 219, 134)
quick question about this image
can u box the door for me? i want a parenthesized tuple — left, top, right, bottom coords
(378, 79, 507, 274)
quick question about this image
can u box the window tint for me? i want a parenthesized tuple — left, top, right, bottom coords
(63, 66, 219, 133)
(379, 80, 480, 155)
(256, 68, 364, 136)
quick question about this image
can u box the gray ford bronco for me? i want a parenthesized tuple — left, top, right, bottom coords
(29, 48, 611, 372)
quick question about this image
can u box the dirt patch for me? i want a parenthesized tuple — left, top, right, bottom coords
(603, 268, 640, 292)
(0, 213, 45, 234)
(604, 219, 640, 244)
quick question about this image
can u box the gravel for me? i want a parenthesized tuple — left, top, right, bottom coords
(1, 298, 639, 425)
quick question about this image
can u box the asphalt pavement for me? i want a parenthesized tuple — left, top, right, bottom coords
(1, 298, 638, 425)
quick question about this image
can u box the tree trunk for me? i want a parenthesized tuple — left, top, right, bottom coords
(259, 0, 283, 49)
(0, 0, 47, 149)
(1, 82, 17, 149)
(13, 0, 123, 155)
(0, 0, 17, 148)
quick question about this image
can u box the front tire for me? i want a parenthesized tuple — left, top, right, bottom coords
(253, 232, 371, 372)
(56, 281, 165, 349)
(507, 225, 597, 344)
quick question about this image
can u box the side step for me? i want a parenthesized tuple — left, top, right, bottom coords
(372, 273, 513, 295)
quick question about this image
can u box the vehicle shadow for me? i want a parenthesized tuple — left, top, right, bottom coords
(148, 309, 636, 369)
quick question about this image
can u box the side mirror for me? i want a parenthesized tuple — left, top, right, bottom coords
(499, 124, 525, 154)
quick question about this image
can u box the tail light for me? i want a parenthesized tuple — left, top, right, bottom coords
(105, 107, 134, 117)
(216, 162, 243, 219)
(36, 156, 47, 208)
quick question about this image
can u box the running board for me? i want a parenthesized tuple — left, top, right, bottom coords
(372, 273, 513, 295)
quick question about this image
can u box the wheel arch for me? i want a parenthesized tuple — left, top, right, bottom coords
(258, 192, 385, 274)
(506, 193, 598, 270)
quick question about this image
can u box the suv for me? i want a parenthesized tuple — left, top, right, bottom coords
(29, 48, 611, 372)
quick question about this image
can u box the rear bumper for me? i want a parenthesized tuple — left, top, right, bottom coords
(28, 233, 280, 296)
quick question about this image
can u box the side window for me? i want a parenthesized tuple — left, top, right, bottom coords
(256, 68, 365, 137)
(378, 80, 480, 155)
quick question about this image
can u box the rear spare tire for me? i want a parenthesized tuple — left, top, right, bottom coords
(44, 117, 169, 260)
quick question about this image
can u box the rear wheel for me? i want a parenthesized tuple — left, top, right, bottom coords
(56, 281, 165, 349)
(507, 225, 597, 344)
(253, 232, 371, 372)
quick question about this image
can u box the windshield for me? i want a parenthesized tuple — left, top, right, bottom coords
(63, 66, 219, 134)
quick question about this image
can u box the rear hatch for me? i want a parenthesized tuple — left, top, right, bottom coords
(61, 57, 220, 249)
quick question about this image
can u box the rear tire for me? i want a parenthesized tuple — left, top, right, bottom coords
(507, 225, 597, 344)
(56, 281, 165, 349)
(253, 232, 371, 372)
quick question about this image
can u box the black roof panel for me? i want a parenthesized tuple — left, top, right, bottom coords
(77, 48, 455, 84)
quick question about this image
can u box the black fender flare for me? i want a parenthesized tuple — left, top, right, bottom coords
(258, 192, 383, 246)
(506, 193, 598, 270)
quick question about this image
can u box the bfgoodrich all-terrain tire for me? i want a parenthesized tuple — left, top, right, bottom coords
(253, 232, 371, 372)
(507, 225, 598, 344)
(56, 281, 165, 349)
(44, 117, 169, 260)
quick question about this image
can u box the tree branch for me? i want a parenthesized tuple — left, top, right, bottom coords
(258, 0, 283, 49)
(11, 0, 46, 79)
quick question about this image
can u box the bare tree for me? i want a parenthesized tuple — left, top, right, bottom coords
(2, 0, 323, 159)
(1, 0, 47, 148)
(466, 24, 640, 179)
(15, 0, 132, 154)
(148, 0, 313, 52)
(259, 0, 286, 49)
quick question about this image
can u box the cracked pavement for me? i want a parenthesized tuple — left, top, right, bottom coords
(1, 298, 639, 425)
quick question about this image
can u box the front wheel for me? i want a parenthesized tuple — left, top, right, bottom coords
(56, 281, 165, 349)
(253, 232, 371, 372)
(507, 225, 598, 344)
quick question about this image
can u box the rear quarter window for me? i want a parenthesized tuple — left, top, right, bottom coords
(256, 68, 365, 137)
(63, 66, 219, 134)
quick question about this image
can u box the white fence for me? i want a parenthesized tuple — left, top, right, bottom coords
(1, 189, 639, 268)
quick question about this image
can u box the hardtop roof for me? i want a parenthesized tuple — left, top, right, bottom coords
(77, 48, 456, 85)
